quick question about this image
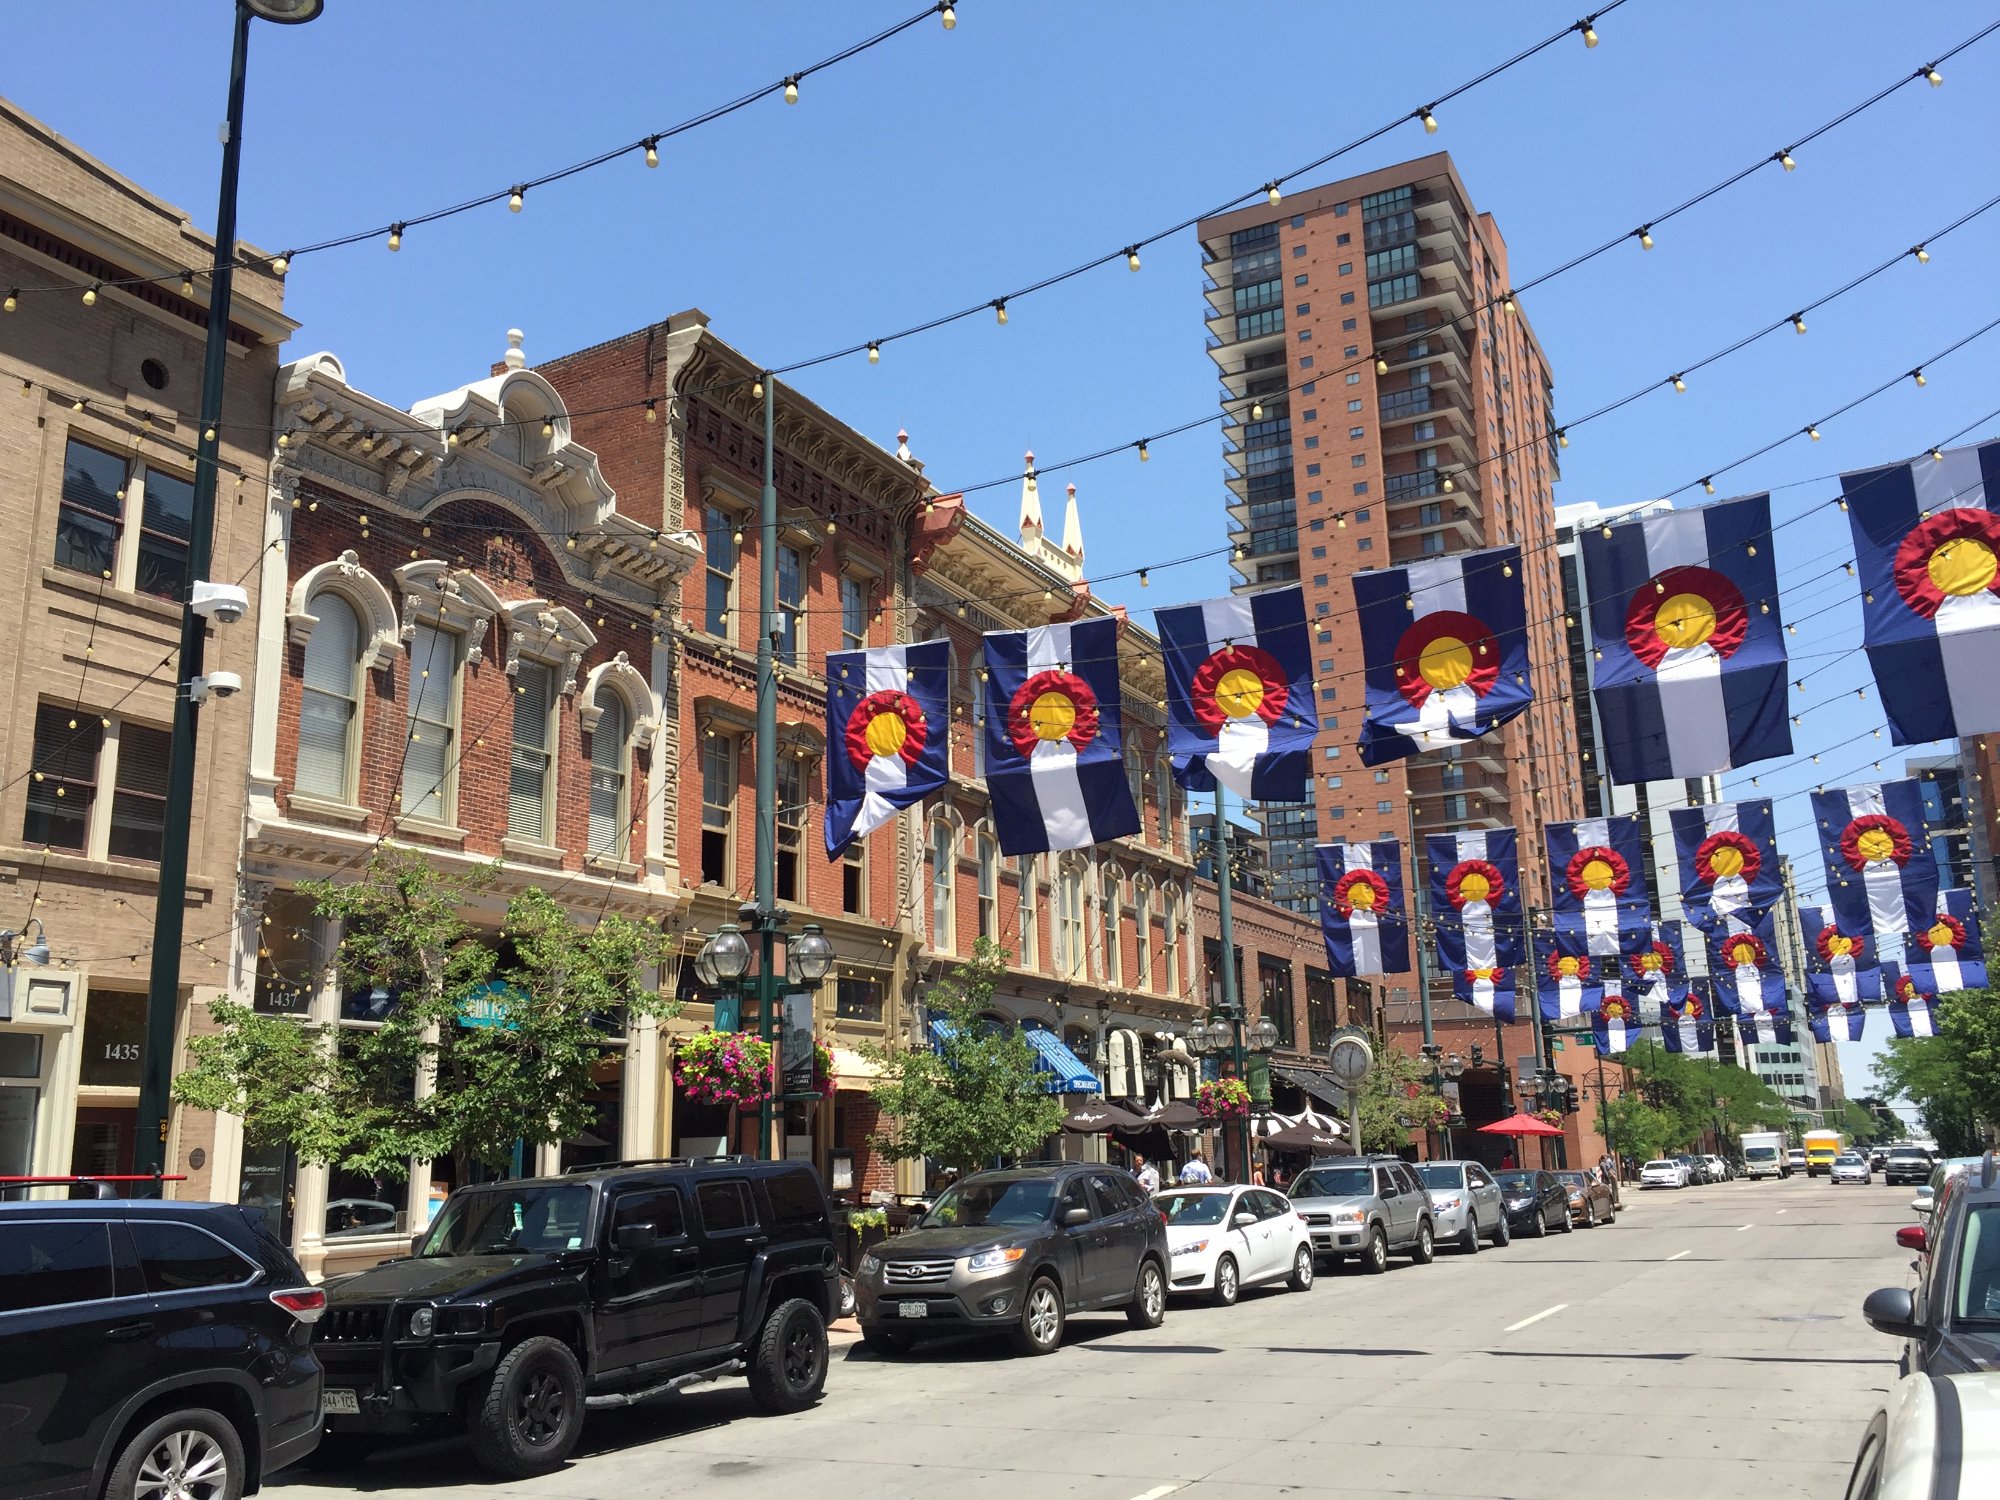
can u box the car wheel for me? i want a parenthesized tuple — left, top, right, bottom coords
(1410, 1219, 1435, 1265)
(1559, 1206, 1574, 1233)
(1212, 1254, 1241, 1307)
(1531, 1209, 1547, 1238)
(1127, 1260, 1167, 1328)
(1459, 1212, 1480, 1254)
(1010, 1275, 1065, 1355)
(468, 1335, 584, 1478)
(860, 1325, 911, 1357)
(108, 1408, 244, 1500)
(1288, 1244, 1315, 1291)
(1362, 1226, 1390, 1274)
(748, 1296, 829, 1414)
(1490, 1212, 1511, 1248)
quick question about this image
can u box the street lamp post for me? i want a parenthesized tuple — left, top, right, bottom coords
(696, 919, 833, 1158)
(1187, 1009, 1276, 1182)
(134, 0, 322, 1182)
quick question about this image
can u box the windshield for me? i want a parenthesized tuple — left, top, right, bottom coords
(1645, 1160, 1676, 1171)
(1954, 1205, 2000, 1324)
(1889, 1147, 1931, 1159)
(418, 1185, 593, 1256)
(1156, 1192, 1231, 1226)
(1496, 1172, 1539, 1194)
(1413, 1165, 1464, 1191)
(1553, 1172, 1587, 1187)
(1292, 1167, 1372, 1199)
(1744, 1146, 1778, 1161)
(919, 1177, 1055, 1229)
(1836, 1153, 1863, 1164)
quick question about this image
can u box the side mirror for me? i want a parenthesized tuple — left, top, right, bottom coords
(1233, 1212, 1258, 1228)
(1895, 1225, 1929, 1253)
(409, 1234, 427, 1257)
(614, 1222, 658, 1252)
(1062, 1206, 1092, 1227)
(1861, 1286, 1922, 1341)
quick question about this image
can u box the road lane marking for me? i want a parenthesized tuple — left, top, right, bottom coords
(1504, 1303, 1569, 1332)
(1131, 1488, 1181, 1500)
(1667, 1250, 1690, 1261)
(1778, 1208, 1788, 1214)
(1736, 1223, 1754, 1232)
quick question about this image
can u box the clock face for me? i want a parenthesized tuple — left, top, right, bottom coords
(1327, 1034, 1375, 1087)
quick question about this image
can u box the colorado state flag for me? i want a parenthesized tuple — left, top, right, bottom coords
(1352, 545, 1531, 765)
(1906, 888, 1987, 994)
(1707, 912, 1787, 1016)
(1801, 905, 1881, 1007)
(1545, 816, 1653, 956)
(1736, 1010, 1795, 1047)
(1811, 1001, 1867, 1044)
(1592, 989, 1638, 1055)
(1670, 799, 1781, 934)
(824, 641, 951, 861)
(1317, 841, 1410, 977)
(1580, 494, 1790, 782)
(981, 617, 1140, 855)
(1885, 964, 1939, 1037)
(1539, 945, 1603, 1021)
(1450, 963, 1517, 1022)
(1663, 991, 1714, 1054)
(1811, 780, 1938, 938)
(1838, 439, 2000, 744)
(1624, 922, 1688, 1017)
(1428, 828, 1524, 971)
(1157, 585, 1317, 802)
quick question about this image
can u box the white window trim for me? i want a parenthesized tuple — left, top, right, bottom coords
(929, 813, 960, 956)
(394, 559, 504, 666)
(502, 599, 597, 695)
(579, 653, 657, 750)
(286, 552, 403, 670)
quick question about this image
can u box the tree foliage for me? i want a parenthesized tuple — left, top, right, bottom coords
(1868, 911, 2000, 1156)
(1354, 1044, 1447, 1155)
(174, 849, 679, 1184)
(862, 940, 1065, 1172)
(1605, 1041, 1791, 1159)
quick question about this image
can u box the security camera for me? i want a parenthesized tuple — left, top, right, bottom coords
(189, 670, 243, 703)
(190, 580, 249, 625)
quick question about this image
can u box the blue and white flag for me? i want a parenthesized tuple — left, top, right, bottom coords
(1623, 921, 1688, 1016)
(1810, 1001, 1867, 1044)
(1885, 963, 1940, 1037)
(1736, 1010, 1795, 1047)
(1593, 989, 1638, 1055)
(1545, 816, 1653, 956)
(1670, 798, 1782, 934)
(824, 641, 951, 861)
(1429, 828, 1524, 973)
(1157, 585, 1317, 801)
(1707, 912, 1787, 1016)
(1801, 905, 1881, 1008)
(1811, 780, 1938, 938)
(1316, 840, 1410, 977)
(1662, 992, 1714, 1055)
(1838, 439, 2000, 744)
(1906, 888, 1988, 994)
(1449, 963, 1517, 1022)
(1352, 545, 1531, 766)
(1580, 495, 1791, 782)
(1539, 945, 1603, 1021)
(981, 618, 1141, 856)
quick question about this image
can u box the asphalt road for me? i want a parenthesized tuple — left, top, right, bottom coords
(276, 1171, 1918, 1500)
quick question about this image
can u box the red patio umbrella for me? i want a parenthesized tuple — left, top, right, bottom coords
(1477, 1111, 1565, 1138)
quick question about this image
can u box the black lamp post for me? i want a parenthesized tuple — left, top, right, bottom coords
(1188, 1011, 1276, 1181)
(697, 919, 833, 1157)
(135, 0, 322, 1181)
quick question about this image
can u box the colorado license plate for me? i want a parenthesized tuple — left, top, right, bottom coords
(897, 1301, 928, 1319)
(321, 1389, 360, 1415)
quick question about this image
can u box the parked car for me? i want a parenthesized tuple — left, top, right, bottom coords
(1676, 1153, 1709, 1184)
(1641, 1158, 1691, 1190)
(0, 1197, 326, 1500)
(1833, 1151, 1875, 1186)
(1494, 1169, 1571, 1237)
(1869, 1149, 1889, 1173)
(1701, 1154, 1731, 1183)
(1288, 1156, 1437, 1273)
(858, 1163, 1166, 1357)
(1885, 1146, 1940, 1188)
(1412, 1160, 1509, 1253)
(1841, 1370, 2000, 1499)
(319, 1157, 839, 1477)
(1789, 1148, 1809, 1173)
(1863, 1156, 2000, 1378)
(1552, 1169, 1615, 1227)
(1154, 1185, 1313, 1304)
(1913, 1158, 1984, 1221)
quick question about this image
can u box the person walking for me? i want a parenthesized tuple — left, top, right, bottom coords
(1179, 1149, 1214, 1185)
(1133, 1153, 1161, 1195)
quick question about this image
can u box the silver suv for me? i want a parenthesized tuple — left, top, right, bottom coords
(1288, 1156, 1436, 1274)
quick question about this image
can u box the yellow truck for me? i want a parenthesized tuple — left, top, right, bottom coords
(1803, 1129, 1844, 1177)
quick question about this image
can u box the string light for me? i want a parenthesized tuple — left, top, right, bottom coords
(1419, 106, 1439, 133)
(1703, 477, 1716, 494)
(179, 272, 194, 296)
(1807, 424, 1821, 441)
(644, 399, 658, 423)
(387, 224, 403, 252)
(784, 76, 800, 104)
(1266, 182, 1282, 207)
(82, 283, 99, 307)
(644, 137, 660, 168)
(1136, 440, 1149, 462)
(508, 187, 525, 212)
(1125, 246, 1142, 272)
(1638, 226, 1655, 250)
(1375, 354, 1389, 375)
(1912, 368, 1927, 387)
(1926, 63, 1944, 86)
(1672, 373, 1687, 393)
(1931, 448, 1945, 462)
(1557, 429, 1569, 449)
(1502, 291, 1518, 314)
(752, 376, 765, 399)
(1792, 313, 1807, 334)
(1780, 150, 1798, 171)
(1580, 18, 1599, 46)
(993, 299, 1008, 326)
(2, 290, 14, 313)
(270, 252, 290, 275)
(867, 342, 881, 364)
(939, 2, 956, 29)
(1914, 245, 1931, 264)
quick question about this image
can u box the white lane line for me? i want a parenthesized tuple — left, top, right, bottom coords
(1504, 1303, 1569, 1332)
(1736, 1223, 1754, 1232)
(1666, 1250, 1691, 1261)
(1130, 1488, 1181, 1500)
(1778, 1208, 1788, 1214)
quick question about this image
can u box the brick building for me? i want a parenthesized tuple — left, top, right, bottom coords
(0, 99, 292, 1192)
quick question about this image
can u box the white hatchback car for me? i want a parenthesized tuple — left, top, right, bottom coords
(1155, 1185, 1314, 1306)
(1641, 1158, 1690, 1189)
(1843, 1371, 2000, 1498)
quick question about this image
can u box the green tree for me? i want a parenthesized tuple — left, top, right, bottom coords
(174, 849, 679, 1186)
(1353, 1044, 1447, 1155)
(1616, 1041, 1789, 1154)
(1597, 1095, 1682, 1163)
(863, 940, 1065, 1172)
(1873, 1036, 1983, 1155)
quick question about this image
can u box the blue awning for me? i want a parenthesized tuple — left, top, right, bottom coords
(1022, 1026, 1102, 1095)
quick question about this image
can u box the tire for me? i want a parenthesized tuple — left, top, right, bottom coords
(1490, 1212, 1511, 1248)
(106, 1408, 245, 1500)
(1361, 1226, 1390, 1274)
(1127, 1260, 1166, 1328)
(1559, 1206, 1574, 1233)
(861, 1325, 910, 1356)
(1212, 1254, 1241, 1307)
(1459, 1212, 1480, 1254)
(1009, 1275, 1065, 1355)
(1288, 1244, 1315, 1291)
(1409, 1219, 1435, 1265)
(748, 1296, 829, 1414)
(468, 1334, 585, 1478)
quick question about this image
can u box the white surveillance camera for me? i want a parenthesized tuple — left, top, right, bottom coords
(189, 670, 243, 703)
(190, 580, 250, 625)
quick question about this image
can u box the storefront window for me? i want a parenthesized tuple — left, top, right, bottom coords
(0, 1085, 36, 1177)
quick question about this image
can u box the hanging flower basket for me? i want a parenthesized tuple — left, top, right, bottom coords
(674, 1030, 773, 1108)
(1535, 1108, 1564, 1127)
(1197, 1078, 1252, 1121)
(813, 1039, 837, 1099)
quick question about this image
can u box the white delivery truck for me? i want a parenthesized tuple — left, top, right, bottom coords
(1740, 1130, 1789, 1179)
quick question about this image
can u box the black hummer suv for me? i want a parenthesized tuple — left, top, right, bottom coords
(314, 1157, 839, 1477)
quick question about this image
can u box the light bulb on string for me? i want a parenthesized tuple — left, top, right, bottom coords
(1672, 374, 1686, 393)
(3, 289, 16, 313)
(1914, 245, 1931, 264)
(993, 299, 1007, 326)
(1136, 440, 1149, 463)
(1126, 246, 1142, 273)
(271, 253, 290, 275)
(82, 283, 99, 307)
(867, 343, 880, 364)
(1266, 182, 1282, 207)
(752, 376, 765, 399)
(644, 399, 658, 423)
(179, 272, 194, 296)
(1638, 226, 1654, 250)
(784, 76, 800, 104)
(940, 3, 956, 30)
(1581, 20, 1599, 46)
(1807, 425, 1821, 441)
(1557, 429, 1569, 449)
(1419, 106, 1439, 133)
(1912, 369, 1927, 388)
(1780, 150, 1797, 172)
(1792, 313, 1807, 335)
(1932, 448, 1945, 462)
(1926, 64, 1943, 86)
(1703, 478, 1716, 495)
(508, 187, 524, 212)
(387, 224, 403, 251)
(644, 137, 660, 168)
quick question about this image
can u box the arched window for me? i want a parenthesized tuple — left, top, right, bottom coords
(1016, 855, 1038, 970)
(1162, 885, 1182, 995)
(977, 831, 998, 942)
(1134, 882, 1154, 991)
(297, 593, 362, 801)
(588, 690, 629, 858)
(930, 817, 957, 955)
(1054, 862, 1086, 979)
(1100, 867, 1122, 987)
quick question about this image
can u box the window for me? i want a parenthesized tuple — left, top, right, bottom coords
(1348, 400, 1363, 413)
(1421, 532, 1446, 555)
(1337, 232, 1350, 245)
(1354, 508, 1370, 521)
(402, 624, 459, 824)
(1135, 884, 1153, 990)
(130, 1221, 253, 1291)
(836, 977, 882, 1021)
(1345, 373, 1361, 386)
(135, 467, 194, 602)
(0, 1221, 115, 1312)
(1306, 970, 1336, 1051)
(700, 733, 734, 884)
(1236, 307, 1284, 340)
(1100, 869, 1121, 986)
(25, 703, 101, 852)
(56, 440, 124, 582)
(297, 593, 362, 801)
(1353, 482, 1370, 496)
(839, 575, 868, 651)
(1017, 855, 1039, 969)
(108, 721, 169, 862)
(54, 440, 194, 601)
(1126, 742, 1143, 809)
(508, 661, 556, 843)
(695, 1180, 755, 1234)
(588, 693, 629, 859)
(1292, 243, 1306, 258)
(1339, 292, 1355, 305)
(1157, 753, 1173, 844)
(842, 839, 865, 916)
(607, 1190, 688, 1295)
(775, 545, 804, 667)
(776, 756, 804, 901)
(1054, 864, 1086, 977)
(1365, 244, 1417, 280)
(1338, 262, 1353, 276)
(1442, 793, 1470, 820)
(1260, 960, 1295, 1050)
(703, 511, 735, 634)
(977, 833, 998, 941)
(24, 705, 170, 863)
(1373, 770, 1391, 783)
(930, 818, 956, 954)
(1376, 800, 1393, 813)
(1295, 303, 1310, 316)
(1162, 886, 1181, 994)
(1356, 537, 1373, 551)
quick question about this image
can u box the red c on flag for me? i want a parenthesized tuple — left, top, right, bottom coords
(1391, 609, 1499, 709)
(1839, 813, 1912, 871)
(1891, 508, 2000, 618)
(1189, 644, 1289, 735)
(1005, 670, 1100, 759)
(1333, 867, 1391, 918)
(845, 690, 929, 771)
(1693, 829, 1761, 887)
(1623, 565, 1749, 668)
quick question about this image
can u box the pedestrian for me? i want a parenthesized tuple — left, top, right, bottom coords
(1251, 1161, 1267, 1187)
(1133, 1153, 1161, 1195)
(1179, 1149, 1214, 1185)
(1270, 1162, 1290, 1193)
(1500, 1149, 1516, 1170)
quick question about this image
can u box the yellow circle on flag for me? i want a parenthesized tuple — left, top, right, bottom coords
(1556, 955, 1583, 978)
(1855, 827, 1897, 862)
(1458, 871, 1491, 902)
(1418, 634, 1475, 689)
(1654, 592, 1718, 649)
(1729, 941, 1757, 965)
(1827, 934, 1855, 956)
(1029, 690, 1077, 741)
(1214, 667, 1267, 719)
(864, 711, 908, 758)
(1578, 857, 1617, 891)
(1929, 919, 1957, 948)
(1707, 845, 1745, 878)
(1929, 536, 1998, 596)
(1347, 883, 1378, 910)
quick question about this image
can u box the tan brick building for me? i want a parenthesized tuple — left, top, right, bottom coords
(0, 99, 292, 1193)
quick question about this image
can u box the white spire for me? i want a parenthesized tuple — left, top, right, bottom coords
(1061, 481, 1083, 563)
(896, 428, 912, 464)
(502, 329, 526, 370)
(1018, 449, 1042, 544)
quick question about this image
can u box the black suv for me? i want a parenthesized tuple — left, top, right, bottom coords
(0, 1199, 325, 1500)
(1882, 1146, 1936, 1188)
(314, 1157, 839, 1477)
(854, 1163, 1168, 1356)
(1863, 1153, 2000, 1377)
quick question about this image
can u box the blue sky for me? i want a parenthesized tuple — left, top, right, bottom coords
(13, 1, 1998, 1105)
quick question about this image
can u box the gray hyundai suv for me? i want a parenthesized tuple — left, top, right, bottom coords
(1288, 1155, 1437, 1273)
(855, 1164, 1168, 1356)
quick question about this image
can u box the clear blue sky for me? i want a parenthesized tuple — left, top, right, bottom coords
(13, 1, 1998, 1105)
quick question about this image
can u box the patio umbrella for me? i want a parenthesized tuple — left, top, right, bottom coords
(1130, 1098, 1203, 1132)
(1477, 1111, 1565, 1138)
(1262, 1122, 1350, 1154)
(1062, 1101, 1146, 1133)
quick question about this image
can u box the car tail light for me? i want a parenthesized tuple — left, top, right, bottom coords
(1159, 1210, 1170, 1225)
(270, 1287, 328, 1323)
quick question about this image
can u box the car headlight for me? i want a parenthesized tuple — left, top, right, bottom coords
(439, 1304, 485, 1336)
(965, 1246, 1027, 1273)
(858, 1253, 881, 1277)
(1330, 1210, 1364, 1225)
(1434, 1197, 1462, 1212)
(1172, 1239, 1210, 1256)
(1568, 1194, 1584, 1206)
(407, 1305, 435, 1339)
(1505, 1198, 1531, 1211)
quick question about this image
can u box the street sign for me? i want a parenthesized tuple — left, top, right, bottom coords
(460, 981, 524, 1030)
(1552, 1037, 1565, 1052)
(713, 992, 741, 1033)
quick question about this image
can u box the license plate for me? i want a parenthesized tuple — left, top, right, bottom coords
(897, 1301, 928, 1319)
(321, 1389, 360, 1416)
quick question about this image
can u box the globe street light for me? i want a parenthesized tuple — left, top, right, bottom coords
(788, 924, 834, 985)
(703, 924, 752, 982)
